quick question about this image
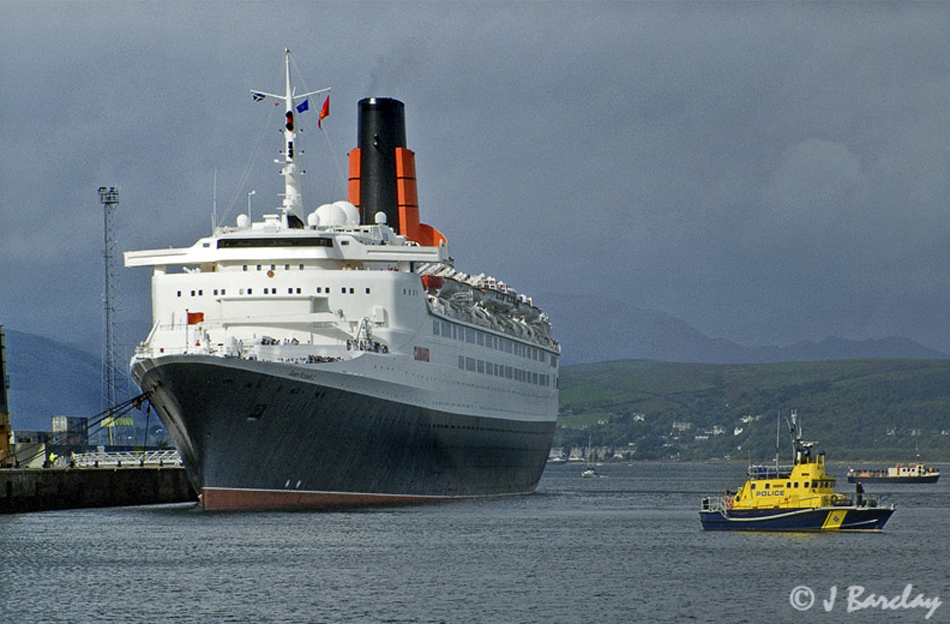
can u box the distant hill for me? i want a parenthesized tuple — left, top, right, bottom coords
(557, 359, 950, 462)
(4, 330, 102, 431)
(541, 294, 949, 365)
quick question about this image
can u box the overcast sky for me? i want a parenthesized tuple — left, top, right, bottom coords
(3, 1, 950, 360)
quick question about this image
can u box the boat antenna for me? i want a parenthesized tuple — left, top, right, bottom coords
(212, 167, 218, 233)
(775, 411, 781, 467)
(249, 48, 329, 228)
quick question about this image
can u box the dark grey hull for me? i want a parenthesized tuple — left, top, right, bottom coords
(133, 356, 556, 510)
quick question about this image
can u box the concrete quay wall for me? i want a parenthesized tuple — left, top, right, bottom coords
(1, 467, 197, 514)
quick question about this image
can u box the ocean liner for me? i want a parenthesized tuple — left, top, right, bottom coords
(125, 50, 560, 510)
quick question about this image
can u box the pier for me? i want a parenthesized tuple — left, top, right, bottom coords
(1, 464, 197, 514)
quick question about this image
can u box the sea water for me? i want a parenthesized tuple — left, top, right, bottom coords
(1, 462, 946, 623)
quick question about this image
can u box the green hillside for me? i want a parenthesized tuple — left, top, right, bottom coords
(556, 359, 950, 462)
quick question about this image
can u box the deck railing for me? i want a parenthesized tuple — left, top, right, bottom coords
(71, 450, 182, 468)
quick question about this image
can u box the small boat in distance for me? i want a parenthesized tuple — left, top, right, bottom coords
(847, 462, 940, 484)
(581, 434, 597, 478)
(700, 411, 895, 532)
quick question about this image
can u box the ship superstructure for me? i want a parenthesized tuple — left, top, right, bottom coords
(125, 50, 559, 510)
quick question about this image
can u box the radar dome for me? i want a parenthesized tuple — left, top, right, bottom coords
(236, 214, 250, 228)
(316, 202, 346, 226)
(374, 211, 388, 225)
(307, 211, 320, 227)
(334, 201, 360, 226)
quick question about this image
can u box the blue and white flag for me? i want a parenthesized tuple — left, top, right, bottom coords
(296, 99, 310, 113)
(252, 92, 266, 102)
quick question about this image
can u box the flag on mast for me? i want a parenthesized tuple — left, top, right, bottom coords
(318, 96, 330, 129)
(296, 99, 309, 114)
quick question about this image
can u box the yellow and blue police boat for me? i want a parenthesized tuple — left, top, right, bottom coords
(700, 411, 895, 532)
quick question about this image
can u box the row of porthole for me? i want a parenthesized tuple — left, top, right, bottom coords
(750, 480, 831, 490)
(458, 355, 554, 387)
(243, 264, 305, 271)
(176, 286, 372, 297)
(433, 320, 557, 366)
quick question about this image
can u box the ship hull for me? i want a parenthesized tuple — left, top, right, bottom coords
(133, 355, 556, 510)
(847, 475, 939, 484)
(699, 506, 894, 532)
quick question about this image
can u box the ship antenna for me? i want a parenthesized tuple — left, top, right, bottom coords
(212, 167, 218, 232)
(775, 411, 780, 472)
(249, 49, 329, 228)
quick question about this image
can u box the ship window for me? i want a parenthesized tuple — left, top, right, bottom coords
(222, 289, 226, 295)
(285, 264, 290, 270)
(248, 288, 253, 295)
(257, 265, 262, 271)
(433, 321, 439, 335)
(271, 265, 276, 270)
(243, 265, 248, 271)
(365, 288, 371, 294)
(477, 360, 484, 374)
(804, 481, 810, 488)
(459, 356, 464, 369)
(349, 288, 355, 294)
(477, 332, 484, 346)
(177, 291, 182, 297)
(794, 482, 799, 488)
(342, 287, 346, 294)
(750, 484, 756, 490)
(220, 238, 332, 249)
(299, 264, 304, 270)
(466, 329, 476, 344)
(465, 357, 476, 372)
(787, 482, 792, 488)
(296, 288, 301, 294)
(199, 290, 203, 296)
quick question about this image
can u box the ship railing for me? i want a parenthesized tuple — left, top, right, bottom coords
(747, 464, 793, 479)
(70, 450, 183, 468)
(701, 496, 731, 513)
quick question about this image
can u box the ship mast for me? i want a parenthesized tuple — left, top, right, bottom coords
(250, 49, 329, 228)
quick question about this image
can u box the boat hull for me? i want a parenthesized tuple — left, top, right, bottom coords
(699, 506, 895, 532)
(133, 356, 556, 511)
(847, 475, 939, 484)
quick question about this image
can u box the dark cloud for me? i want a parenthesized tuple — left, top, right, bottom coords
(3, 2, 950, 359)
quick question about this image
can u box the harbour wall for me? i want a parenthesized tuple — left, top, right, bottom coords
(1, 466, 197, 514)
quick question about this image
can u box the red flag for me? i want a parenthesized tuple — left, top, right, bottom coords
(318, 96, 329, 129)
(187, 312, 204, 325)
